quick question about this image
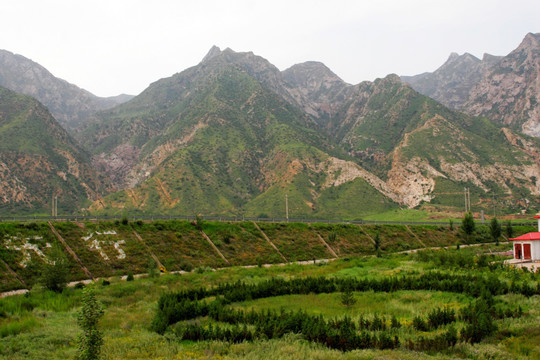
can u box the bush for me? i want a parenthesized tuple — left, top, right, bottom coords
(74, 282, 86, 290)
(412, 315, 429, 331)
(126, 273, 134, 282)
(148, 258, 159, 278)
(40, 242, 69, 293)
(77, 287, 104, 360)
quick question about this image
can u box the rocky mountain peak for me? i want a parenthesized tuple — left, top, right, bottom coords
(481, 53, 500, 63)
(464, 33, 540, 137)
(443, 52, 481, 67)
(282, 61, 346, 93)
(201, 45, 222, 63)
(378, 73, 402, 84)
(522, 32, 540, 48)
(448, 52, 459, 61)
(401, 48, 502, 110)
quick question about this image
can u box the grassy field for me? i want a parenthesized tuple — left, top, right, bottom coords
(0, 241, 538, 359)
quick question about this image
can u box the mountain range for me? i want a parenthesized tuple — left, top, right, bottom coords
(402, 32, 540, 138)
(0, 33, 538, 217)
(0, 49, 133, 130)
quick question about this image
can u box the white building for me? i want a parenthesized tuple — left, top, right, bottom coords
(510, 215, 540, 261)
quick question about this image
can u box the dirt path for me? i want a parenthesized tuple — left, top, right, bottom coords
(201, 230, 230, 265)
(132, 229, 164, 269)
(251, 221, 288, 262)
(315, 233, 338, 258)
(405, 225, 426, 247)
(357, 225, 376, 245)
(48, 222, 94, 280)
(0, 259, 26, 288)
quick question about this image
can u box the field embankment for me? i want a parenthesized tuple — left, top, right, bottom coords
(0, 220, 535, 292)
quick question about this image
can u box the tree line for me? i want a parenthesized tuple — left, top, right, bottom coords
(151, 272, 533, 352)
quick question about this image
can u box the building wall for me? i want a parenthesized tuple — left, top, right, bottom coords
(513, 241, 540, 260)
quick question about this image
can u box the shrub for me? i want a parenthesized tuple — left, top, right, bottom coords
(126, 273, 134, 282)
(490, 217, 501, 245)
(77, 287, 104, 360)
(412, 315, 429, 331)
(505, 221, 514, 238)
(340, 285, 356, 309)
(41, 242, 69, 293)
(148, 258, 160, 278)
(74, 282, 86, 290)
(391, 315, 401, 329)
(328, 232, 337, 243)
(461, 212, 475, 243)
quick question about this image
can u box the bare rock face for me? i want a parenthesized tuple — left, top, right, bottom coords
(0, 50, 133, 130)
(282, 61, 351, 122)
(401, 52, 501, 109)
(464, 33, 540, 137)
(403, 33, 540, 138)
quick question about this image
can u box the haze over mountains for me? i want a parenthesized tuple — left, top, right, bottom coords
(0, 33, 538, 217)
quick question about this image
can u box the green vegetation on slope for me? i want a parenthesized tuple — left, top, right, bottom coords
(0, 219, 535, 293)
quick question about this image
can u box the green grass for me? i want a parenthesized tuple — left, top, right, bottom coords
(233, 290, 471, 320)
(0, 247, 538, 359)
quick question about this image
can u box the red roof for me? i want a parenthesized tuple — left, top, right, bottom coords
(510, 232, 540, 241)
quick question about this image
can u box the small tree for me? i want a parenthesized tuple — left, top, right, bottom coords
(328, 232, 337, 243)
(340, 284, 357, 309)
(505, 220, 514, 239)
(489, 217, 502, 245)
(194, 214, 205, 231)
(77, 287, 104, 360)
(41, 242, 69, 293)
(147, 257, 159, 278)
(461, 212, 475, 244)
(374, 232, 381, 257)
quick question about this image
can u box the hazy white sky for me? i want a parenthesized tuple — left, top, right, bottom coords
(2, 0, 539, 97)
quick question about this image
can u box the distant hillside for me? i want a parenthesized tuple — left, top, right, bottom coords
(0, 50, 134, 130)
(0, 87, 111, 214)
(78, 47, 539, 217)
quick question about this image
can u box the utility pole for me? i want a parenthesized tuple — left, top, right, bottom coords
(51, 194, 58, 217)
(464, 188, 468, 213)
(285, 194, 289, 222)
(468, 188, 471, 213)
(492, 192, 496, 217)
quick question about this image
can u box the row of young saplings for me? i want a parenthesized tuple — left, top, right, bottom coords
(151, 272, 529, 352)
